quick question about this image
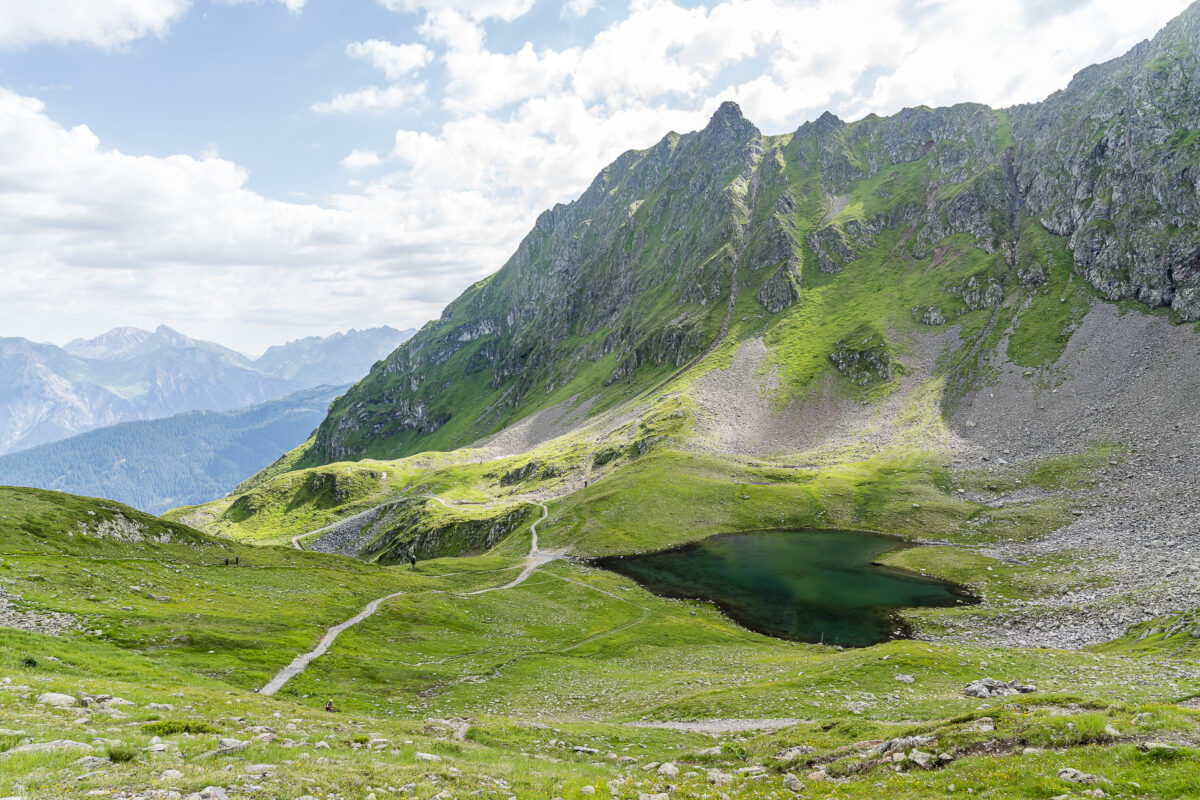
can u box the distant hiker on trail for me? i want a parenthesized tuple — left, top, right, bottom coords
(409, 553, 417, 570)
(235, 555, 239, 566)
(325, 700, 333, 712)
(224, 558, 228, 566)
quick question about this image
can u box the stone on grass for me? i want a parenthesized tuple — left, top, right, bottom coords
(657, 762, 679, 778)
(783, 773, 805, 792)
(963, 678, 1036, 698)
(707, 769, 732, 785)
(36, 692, 76, 707)
(774, 745, 814, 761)
(415, 752, 441, 762)
(894, 674, 915, 684)
(0, 740, 91, 758)
(1058, 768, 1109, 785)
(217, 738, 247, 754)
(244, 764, 275, 775)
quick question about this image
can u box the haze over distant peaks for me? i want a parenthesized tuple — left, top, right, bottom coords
(0, 325, 413, 455)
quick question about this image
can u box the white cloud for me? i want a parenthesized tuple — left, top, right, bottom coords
(347, 39, 433, 79)
(312, 83, 426, 113)
(221, 0, 308, 13)
(377, 0, 535, 22)
(343, 149, 383, 169)
(0, 0, 190, 49)
(0, 88, 527, 352)
(562, 0, 598, 17)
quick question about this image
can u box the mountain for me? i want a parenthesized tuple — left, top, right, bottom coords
(302, 5, 1200, 466)
(0, 325, 411, 454)
(64, 324, 250, 362)
(0, 384, 344, 514)
(171, 3, 1200, 657)
(254, 326, 416, 385)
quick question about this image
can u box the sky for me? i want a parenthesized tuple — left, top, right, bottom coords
(0, 0, 1193, 355)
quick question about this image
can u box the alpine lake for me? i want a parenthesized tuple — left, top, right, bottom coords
(594, 529, 975, 647)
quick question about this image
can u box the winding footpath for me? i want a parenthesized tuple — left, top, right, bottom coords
(260, 497, 554, 695)
(466, 500, 556, 595)
(259, 590, 406, 696)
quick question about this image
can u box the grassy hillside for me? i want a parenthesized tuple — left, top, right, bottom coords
(4, 486, 1200, 798)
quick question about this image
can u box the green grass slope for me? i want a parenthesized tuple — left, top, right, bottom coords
(3, 486, 1200, 798)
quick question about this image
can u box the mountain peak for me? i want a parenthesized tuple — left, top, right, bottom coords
(701, 100, 760, 143)
(709, 100, 745, 124)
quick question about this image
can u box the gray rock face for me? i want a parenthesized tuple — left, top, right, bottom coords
(1011, 6, 1200, 318)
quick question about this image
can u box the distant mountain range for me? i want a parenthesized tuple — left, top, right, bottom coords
(0, 324, 413, 454)
(0, 385, 345, 514)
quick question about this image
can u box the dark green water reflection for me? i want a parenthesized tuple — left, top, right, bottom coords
(594, 529, 973, 647)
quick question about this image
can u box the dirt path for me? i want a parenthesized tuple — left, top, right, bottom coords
(466, 501, 558, 595)
(259, 589, 408, 696)
(260, 498, 554, 695)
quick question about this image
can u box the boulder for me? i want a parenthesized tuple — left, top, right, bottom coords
(1058, 768, 1109, 785)
(0, 740, 90, 758)
(963, 678, 1036, 698)
(35, 692, 76, 708)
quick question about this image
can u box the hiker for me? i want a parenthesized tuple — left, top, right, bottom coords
(325, 700, 333, 712)
(224, 558, 228, 566)
(235, 555, 239, 566)
(409, 552, 417, 570)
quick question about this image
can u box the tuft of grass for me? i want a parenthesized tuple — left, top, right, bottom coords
(143, 719, 219, 736)
(106, 744, 138, 763)
(1021, 712, 1113, 748)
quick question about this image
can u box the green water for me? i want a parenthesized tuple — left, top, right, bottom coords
(595, 529, 973, 647)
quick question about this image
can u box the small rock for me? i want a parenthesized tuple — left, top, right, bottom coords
(775, 745, 815, 761)
(707, 769, 732, 785)
(1058, 768, 1109, 785)
(415, 752, 441, 762)
(657, 762, 679, 778)
(580, 787, 596, 796)
(783, 773, 805, 792)
(244, 764, 275, 775)
(908, 749, 932, 768)
(894, 674, 915, 684)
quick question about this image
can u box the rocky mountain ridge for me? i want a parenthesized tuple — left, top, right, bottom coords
(303, 2, 1200, 466)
